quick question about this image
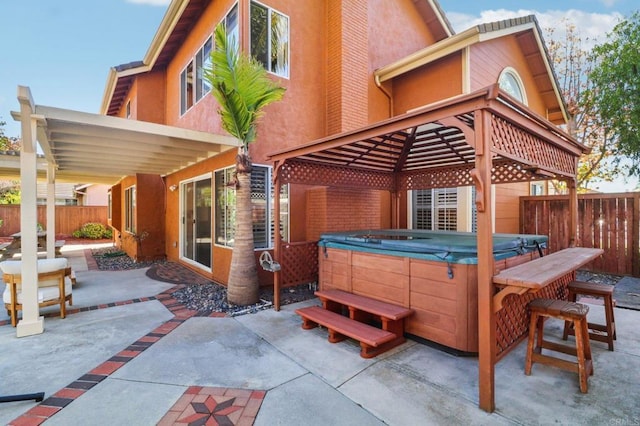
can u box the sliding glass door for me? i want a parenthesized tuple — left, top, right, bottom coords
(181, 175, 212, 269)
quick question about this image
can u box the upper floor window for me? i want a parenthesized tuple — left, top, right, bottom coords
(498, 67, 527, 104)
(180, 36, 213, 115)
(225, 3, 239, 49)
(250, 1, 289, 78)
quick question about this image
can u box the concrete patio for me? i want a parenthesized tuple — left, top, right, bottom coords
(0, 243, 638, 425)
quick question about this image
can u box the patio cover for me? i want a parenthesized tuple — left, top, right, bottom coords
(8, 85, 239, 338)
(267, 84, 588, 412)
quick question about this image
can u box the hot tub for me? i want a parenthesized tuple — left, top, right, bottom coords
(318, 230, 548, 353)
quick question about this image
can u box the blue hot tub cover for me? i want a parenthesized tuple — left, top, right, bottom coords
(318, 229, 548, 264)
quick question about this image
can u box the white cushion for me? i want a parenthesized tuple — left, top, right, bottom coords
(3, 278, 72, 304)
(1, 258, 71, 304)
(0, 258, 68, 274)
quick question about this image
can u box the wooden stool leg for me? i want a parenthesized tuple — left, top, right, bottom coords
(574, 318, 589, 393)
(524, 312, 539, 375)
(604, 295, 616, 350)
(562, 290, 577, 341)
(581, 318, 593, 376)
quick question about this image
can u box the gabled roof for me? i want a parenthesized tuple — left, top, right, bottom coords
(101, 0, 211, 116)
(101, 0, 455, 116)
(374, 15, 568, 123)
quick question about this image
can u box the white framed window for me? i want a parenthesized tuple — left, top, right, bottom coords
(498, 67, 527, 104)
(108, 192, 112, 220)
(124, 186, 136, 233)
(180, 60, 194, 115)
(180, 36, 213, 115)
(225, 3, 239, 49)
(412, 187, 477, 232)
(214, 164, 289, 249)
(531, 182, 544, 195)
(250, 1, 289, 78)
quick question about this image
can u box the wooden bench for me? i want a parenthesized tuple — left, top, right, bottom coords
(296, 289, 414, 358)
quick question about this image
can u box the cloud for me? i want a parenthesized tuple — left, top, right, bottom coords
(447, 9, 623, 48)
(125, 0, 171, 6)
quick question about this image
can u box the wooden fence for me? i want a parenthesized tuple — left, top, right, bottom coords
(520, 192, 640, 277)
(0, 205, 108, 237)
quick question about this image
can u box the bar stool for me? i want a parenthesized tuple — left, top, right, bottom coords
(525, 298, 593, 393)
(563, 281, 616, 351)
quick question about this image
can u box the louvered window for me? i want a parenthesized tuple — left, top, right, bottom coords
(413, 188, 458, 231)
(215, 165, 289, 249)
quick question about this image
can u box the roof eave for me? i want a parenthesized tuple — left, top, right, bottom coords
(100, 0, 189, 115)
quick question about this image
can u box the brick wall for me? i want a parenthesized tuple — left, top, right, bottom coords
(327, 0, 369, 134)
(306, 187, 382, 240)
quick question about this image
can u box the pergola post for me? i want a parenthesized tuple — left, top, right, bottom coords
(474, 109, 496, 412)
(568, 178, 578, 248)
(46, 163, 56, 258)
(16, 85, 44, 337)
(272, 168, 281, 311)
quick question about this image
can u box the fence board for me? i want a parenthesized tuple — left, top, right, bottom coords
(520, 193, 640, 277)
(0, 205, 108, 236)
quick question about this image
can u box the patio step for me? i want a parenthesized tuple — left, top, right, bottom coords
(295, 306, 398, 358)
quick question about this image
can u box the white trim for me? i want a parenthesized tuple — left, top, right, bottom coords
(178, 173, 213, 273)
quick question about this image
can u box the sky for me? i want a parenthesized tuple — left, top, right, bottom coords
(1, 0, 637, 191)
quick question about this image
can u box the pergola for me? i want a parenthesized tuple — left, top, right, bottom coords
(9, 85, 239, 338)
(267, 84, 588, 412)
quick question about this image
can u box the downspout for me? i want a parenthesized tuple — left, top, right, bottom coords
(375, 74, 396, 227)
(374, 74, 393, 118)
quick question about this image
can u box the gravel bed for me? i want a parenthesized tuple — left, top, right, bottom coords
(91, 246, 316, 316)
(575, 270, 622, 286)
(172, 281, 317, 316)
(92, 247, 165, 270)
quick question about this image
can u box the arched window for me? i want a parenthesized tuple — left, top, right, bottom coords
(498, 67, 527, 104)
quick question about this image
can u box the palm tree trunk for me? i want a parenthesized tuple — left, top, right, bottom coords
(226, 160, 259, 305)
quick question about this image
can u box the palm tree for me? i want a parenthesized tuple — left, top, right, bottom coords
(205, 24, 285, 305)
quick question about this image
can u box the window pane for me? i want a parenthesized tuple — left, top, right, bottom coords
(225, 4, 239, 51)
(413, 189, 433, 230)
(250, 2, 268, 69)
(180, 70, 187, 115)
(215, 168, 236, 247)
(251, 166, 268, 249)
(270, 11, 289, 77)
(196, 37, 212, 101)
(181, 61, 194, 115)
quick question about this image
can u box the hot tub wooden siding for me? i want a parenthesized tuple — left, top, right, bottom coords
(319, 247, 541, 353)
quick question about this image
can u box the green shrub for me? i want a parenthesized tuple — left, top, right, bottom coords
(73, 222, 112, 239)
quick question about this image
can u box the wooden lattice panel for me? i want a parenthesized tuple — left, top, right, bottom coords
(277, 160, 395, 190)
(492, 160, 541, 184)
(495, 271, 574, 359)
(490, 115, 575, 177)
(399, 164, 475, 190)
(281, 241, 319, 287)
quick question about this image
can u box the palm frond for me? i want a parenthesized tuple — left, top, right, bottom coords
(205, 24, 285, 149)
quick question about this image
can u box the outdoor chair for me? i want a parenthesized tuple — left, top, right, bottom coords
(1, 258, 73, 327)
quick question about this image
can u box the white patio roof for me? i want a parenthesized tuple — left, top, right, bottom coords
(10, 89, 240, 185)
(8, 85, 239, 338)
